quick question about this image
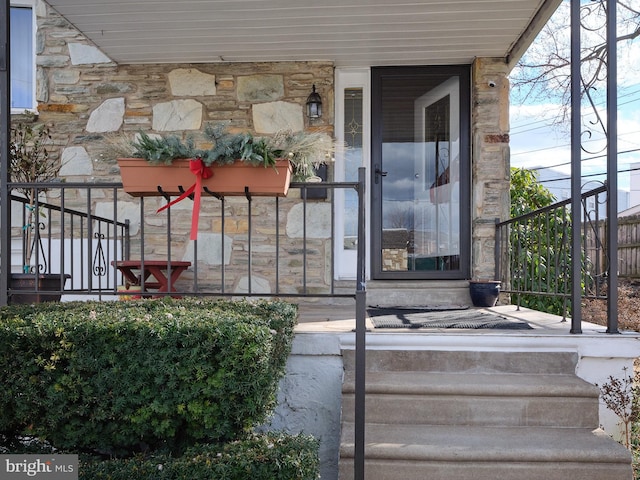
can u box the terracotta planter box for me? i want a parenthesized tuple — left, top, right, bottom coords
(117, 158, 293, 197)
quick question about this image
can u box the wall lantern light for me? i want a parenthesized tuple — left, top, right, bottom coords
(306, 84, 322, 118)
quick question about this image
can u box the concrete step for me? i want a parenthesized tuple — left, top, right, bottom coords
(338, 349, 632, 480)
(342, 371, 598, 397)
(365, 280, 473, 307)
(341, 371, 599, 428)
(342, 349, 579, 375)
(339, 424, 632, 480)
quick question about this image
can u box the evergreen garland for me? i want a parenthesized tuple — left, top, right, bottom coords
(132, 132, 203, 165)
(130, 123, 334, 180)
(203, 124, 276, 167)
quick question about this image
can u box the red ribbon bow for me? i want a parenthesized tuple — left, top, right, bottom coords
(157, 158, 213, 240)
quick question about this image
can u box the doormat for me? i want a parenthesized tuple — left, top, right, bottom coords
(367, 307, 533, 330)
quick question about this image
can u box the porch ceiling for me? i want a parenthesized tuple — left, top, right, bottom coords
(45, 0, 561, 68)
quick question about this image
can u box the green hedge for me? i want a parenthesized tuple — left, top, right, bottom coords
(0, 298, 298, 456)
(79, 433, 320, 480)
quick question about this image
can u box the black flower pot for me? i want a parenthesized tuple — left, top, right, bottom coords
(469, 280, 501, 307)
(9, 273, 71, 304)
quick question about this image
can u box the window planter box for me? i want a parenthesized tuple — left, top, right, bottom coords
(117, 158, 293, 197)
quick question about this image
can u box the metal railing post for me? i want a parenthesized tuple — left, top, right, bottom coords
(605, 0, 619, 333)
(494, 218, 501, 281)
(354, 167, 367, 480)
(570, 0, 582, 333)
(1, 0, 11, 306)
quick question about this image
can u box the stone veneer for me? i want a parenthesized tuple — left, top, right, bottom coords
(471, 58, 511, 281)
(25, 0, 334, 295)
(15, 1, 509, 291)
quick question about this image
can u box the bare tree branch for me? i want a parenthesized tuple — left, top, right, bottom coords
(511, 0, 639, 127)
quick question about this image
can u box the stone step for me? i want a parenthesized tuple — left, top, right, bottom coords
(341, 371, 599, 428)
(338, 424, 632, 480)
(342, 371, 599, 397)
(338, 349, 632, 479)
(342, 349, 578, 375)
(365, 280, 473, 307)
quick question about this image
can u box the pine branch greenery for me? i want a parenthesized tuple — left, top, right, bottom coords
(203, 123, 277, 167)
(125, 123, 336, 180)
(131, 132, 198, 165)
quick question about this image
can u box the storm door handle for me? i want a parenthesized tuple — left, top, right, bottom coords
(374, 166, 388, 184)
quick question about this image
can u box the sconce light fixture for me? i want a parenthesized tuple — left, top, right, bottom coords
(306, 84, 322, 118)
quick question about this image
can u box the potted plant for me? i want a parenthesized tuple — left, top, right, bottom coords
(115, 123, 334, 197)
(469, 279, 502, 307)
(9, 115, 70, 304)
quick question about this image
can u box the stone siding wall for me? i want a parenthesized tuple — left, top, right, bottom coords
(471, 58, 511, 281)
(382, 249, 408, 271)
(24, 0, 335, 295)
(14, 1, 512, 290)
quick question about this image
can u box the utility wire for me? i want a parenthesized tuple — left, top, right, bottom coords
(510, 87, 640, 133)
(511, 96, 640, 136)
(511, 132, 640, 157)
(538, 164, 640, 184)
(525, 147, 640, 171)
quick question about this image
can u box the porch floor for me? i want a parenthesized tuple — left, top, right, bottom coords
(295, 303, 639, 338)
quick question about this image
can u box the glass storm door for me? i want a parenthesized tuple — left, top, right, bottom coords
(371, 66, 470, 280)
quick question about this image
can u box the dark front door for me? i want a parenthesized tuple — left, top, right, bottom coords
(371, 66, 470, 279)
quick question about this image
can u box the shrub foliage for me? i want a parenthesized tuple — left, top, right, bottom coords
(0, 298, 297, 456)
(79, 433, 320, 480)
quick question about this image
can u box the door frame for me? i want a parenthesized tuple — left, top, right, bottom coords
(334, 68, 371, 280)
(370, 65, 471, 280)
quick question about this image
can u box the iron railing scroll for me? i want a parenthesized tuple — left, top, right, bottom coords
(5, 183, 130, 303)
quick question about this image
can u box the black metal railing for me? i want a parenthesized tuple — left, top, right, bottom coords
(6, 183, 130, 302)
(3, 178, 365, 303)
(495, 184, 609, 325)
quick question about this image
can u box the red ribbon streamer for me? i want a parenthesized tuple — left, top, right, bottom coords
(157, 158, 213, 241)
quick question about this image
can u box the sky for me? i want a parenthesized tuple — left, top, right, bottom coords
(508, 0, 640, 207)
